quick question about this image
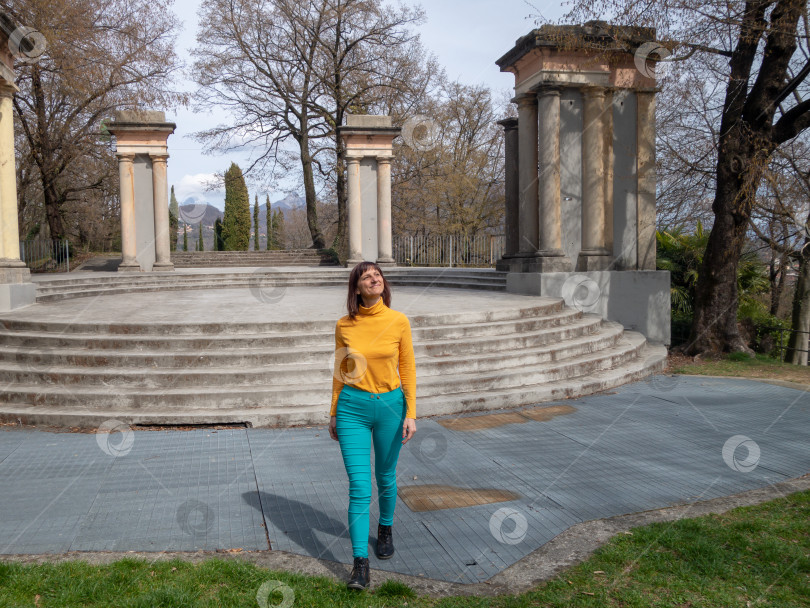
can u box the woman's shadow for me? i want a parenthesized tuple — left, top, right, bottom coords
(243, 490, 370, 578)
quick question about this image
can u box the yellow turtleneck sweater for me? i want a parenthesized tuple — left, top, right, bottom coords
(330, 296, 416, 419)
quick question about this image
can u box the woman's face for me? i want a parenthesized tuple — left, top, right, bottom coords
(356, 267, 384, 301)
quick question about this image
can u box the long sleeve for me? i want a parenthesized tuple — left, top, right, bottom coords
(330, 322, 346, 416)
(398, 315, 416, 419)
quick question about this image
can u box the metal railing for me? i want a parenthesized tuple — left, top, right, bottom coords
(393, 234, 504, 267)
(758, 325, 810, 364)
(19, 239, 70, 273)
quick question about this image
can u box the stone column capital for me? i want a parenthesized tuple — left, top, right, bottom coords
(376, 155, 394, 164)
(117, 152, 136, 162)
(582, 85, 607, 99)
(149, 153, 169, 163)
(345, 155, 362, 165)
(497, 117, 519, 131)
(514, 94, 538, 107)
(0, 83, 17, 98)
(535, 84, 564, 97)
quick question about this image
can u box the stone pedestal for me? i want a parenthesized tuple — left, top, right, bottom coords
(107, 110, 176, 272)
(337, 115, 401, 268)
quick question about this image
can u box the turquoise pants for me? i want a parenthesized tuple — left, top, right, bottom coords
(336, 384, 406, 559)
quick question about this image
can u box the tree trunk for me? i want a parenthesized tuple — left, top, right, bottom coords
(31, 65, 67, 241)
(299, 131, 325, 250)
(786, 245, 810, 364)
(333, 131, 347, 261)
(685, 136, 770, 356)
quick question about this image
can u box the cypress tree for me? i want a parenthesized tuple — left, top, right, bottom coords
(253, 194, 259, 251)
(214, 217, 224, 251)
(273, 209, 286, 250)
(265, 196, 272, 250)
(222, 162, 251, 251)
(197, 223, 204, 251)
(183, 223, 188, 251)
(169, 185, 179, 252)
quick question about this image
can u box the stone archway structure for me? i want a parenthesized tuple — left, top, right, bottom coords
(337, 115, 400, 268)
(0, 22, 36, 312)
(107, 110, 176, 272)
(496, 21, 670, 344)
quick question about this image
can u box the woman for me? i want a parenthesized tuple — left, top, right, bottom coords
(328, 261, 417, 590)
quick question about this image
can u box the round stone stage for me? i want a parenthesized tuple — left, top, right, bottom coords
(0, 269, 666, 429)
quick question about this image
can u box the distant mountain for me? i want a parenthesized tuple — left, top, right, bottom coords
(174, 193, 304, 250)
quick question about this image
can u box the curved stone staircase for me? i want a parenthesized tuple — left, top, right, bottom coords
(0, 269, 666, 428)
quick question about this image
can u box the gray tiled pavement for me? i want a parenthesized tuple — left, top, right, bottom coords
(0, 375, 808, 583)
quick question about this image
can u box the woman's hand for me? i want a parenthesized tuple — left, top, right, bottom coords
(401, 418, 416, 445)
(329, 416, 338, 441)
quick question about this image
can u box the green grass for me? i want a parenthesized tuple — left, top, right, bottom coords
(1, 490, 809, 607)
(670, 352, 810, 386)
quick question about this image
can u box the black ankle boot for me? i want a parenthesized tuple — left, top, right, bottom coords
(376, 523, 394, 559)
(347, 556, 370, 590)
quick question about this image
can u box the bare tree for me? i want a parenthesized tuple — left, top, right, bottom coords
(5, 0, 185, 246)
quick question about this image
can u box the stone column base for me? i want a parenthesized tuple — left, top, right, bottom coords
(346, 257, 365, 268)
(576, 250, 612, 271)
(376, 258, 396, 267)
(117, 261, 142, 272)
(495, 256, 523, 272)
(0, 264, 36, 312)
(519, 253, 572, 273)
(151, 262, 175, 272)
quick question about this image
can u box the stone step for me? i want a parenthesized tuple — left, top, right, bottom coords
(0, 322, 624, 387)
(0, 301, 558, 334)
(31, 279, 507, 302)
(0, 306, 581, 348)
(0, 315, 602, 373)
(31, 269, 507, 286)
(0, 341, 667, 428)
(0, 331, 646, 410)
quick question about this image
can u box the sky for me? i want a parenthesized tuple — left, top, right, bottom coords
(164, 0, 568, 208)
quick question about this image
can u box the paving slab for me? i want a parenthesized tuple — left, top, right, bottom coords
(0, 375, 808, 583)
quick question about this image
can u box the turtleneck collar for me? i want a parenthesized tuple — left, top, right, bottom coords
(358, 296, 386, 315)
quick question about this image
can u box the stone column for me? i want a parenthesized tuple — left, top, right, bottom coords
(637, 90, 657, 270)
(0, 83, 23, 266)
(602, 88, 615, 256)
(516, 95, 539, 259)
(577, 85, 611, 270)
(150, 153, 174, 271)
(346, 156, 364, 265)
(497, 118, 519, 268)
(117, 153, 140, 271)
(375, 155, 395, 266)
(535, 85, 571, 271)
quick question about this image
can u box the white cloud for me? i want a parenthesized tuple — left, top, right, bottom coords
(174, 173, 224, 204)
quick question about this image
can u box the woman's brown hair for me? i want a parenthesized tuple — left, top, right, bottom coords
(346, 261, 392, 319)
